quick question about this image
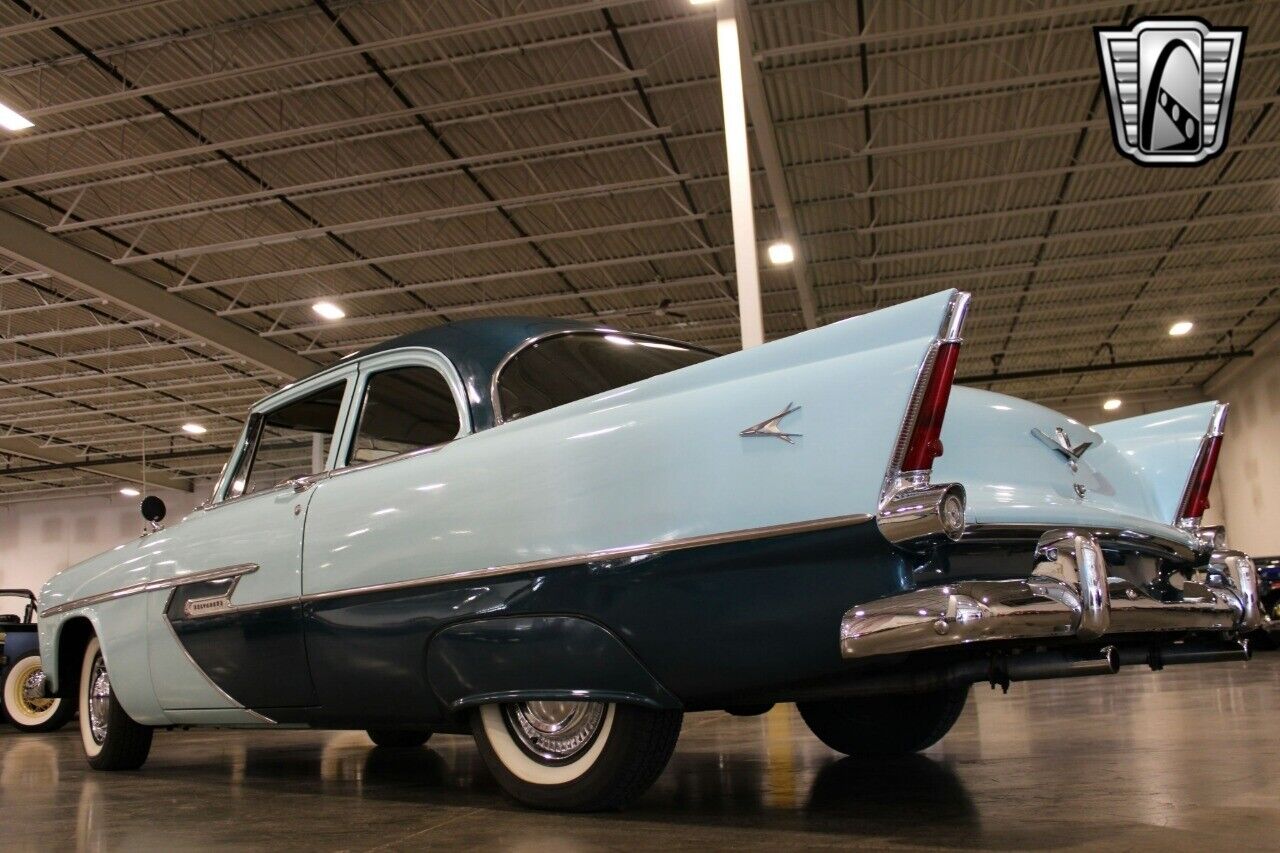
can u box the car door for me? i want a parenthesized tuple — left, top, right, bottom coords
(298, 349, 470, 721)
(146, 368, 357, 715)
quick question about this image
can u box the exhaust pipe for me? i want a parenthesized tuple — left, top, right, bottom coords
(1118, 639, 1250, 670)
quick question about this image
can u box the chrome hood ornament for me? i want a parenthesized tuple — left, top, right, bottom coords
(741, 403, 801, 444)
(1032, 427, 1093, 473)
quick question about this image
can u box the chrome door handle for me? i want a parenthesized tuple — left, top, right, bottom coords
(288, 475, 315, 493)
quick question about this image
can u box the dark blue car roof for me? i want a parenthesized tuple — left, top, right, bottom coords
(317, 316, 704, 432)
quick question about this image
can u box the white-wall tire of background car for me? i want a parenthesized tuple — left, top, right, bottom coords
(2, 651, 71, 732)
(77, 637, 152, 770)
(473, 701, 682, 810)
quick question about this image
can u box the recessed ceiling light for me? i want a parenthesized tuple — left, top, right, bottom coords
(689, 0, 719, 5)
(181, 422, 207, 435)
(119, 487, 140, 497)
(0, 101, 33, 131)
(767, 242, 795, 265)
(312, 301, 345, 320)
(1102, 398, 1123, 411)
(1168, 320, 1194, 336)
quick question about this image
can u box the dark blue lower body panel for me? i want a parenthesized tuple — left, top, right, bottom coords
(171, 519, 911, 727)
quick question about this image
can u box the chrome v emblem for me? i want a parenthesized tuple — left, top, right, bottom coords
(741, 403, 802, 444)
(1031, 427, 1093, 473)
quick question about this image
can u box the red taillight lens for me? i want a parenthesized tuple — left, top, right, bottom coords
(1178, 434, 1222, 522)
(901, 341, 960, 472)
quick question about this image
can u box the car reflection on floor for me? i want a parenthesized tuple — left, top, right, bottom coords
(2, 657, 1279, 851)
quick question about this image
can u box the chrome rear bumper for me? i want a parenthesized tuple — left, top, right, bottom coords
(841, 529, 1261, 660)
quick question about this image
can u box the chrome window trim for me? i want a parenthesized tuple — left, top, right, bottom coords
(44, 514, 874, 619)
(490, 329, 718, 425)
(336, 347, 471, 470)
(41, 563, 259, 618)
(213, 367, 358, 505)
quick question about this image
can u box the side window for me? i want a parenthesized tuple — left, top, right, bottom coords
(226, 381, 346, 499)
(347, 365, 461, 464)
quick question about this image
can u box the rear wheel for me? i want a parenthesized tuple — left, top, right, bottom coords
(78, 637, 152, 770)
(472, 700, 681, 811)
(797, 686, 969, 757)
(2, 650, 73, 733)
(366, 729, 431, 748)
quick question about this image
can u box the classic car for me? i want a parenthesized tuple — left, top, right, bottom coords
(34, 289, 1260, 810)
(1, 589, 71, 733)
(1253, 556, 1280, 643)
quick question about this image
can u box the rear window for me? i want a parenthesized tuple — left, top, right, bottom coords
(495, 333, 715, 422)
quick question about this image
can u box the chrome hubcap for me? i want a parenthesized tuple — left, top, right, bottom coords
(88, 655, 111, 745)
(502, 700, 606, 764)
(19, 666, 52, 715)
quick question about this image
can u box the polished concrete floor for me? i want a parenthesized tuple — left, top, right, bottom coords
(3, 656, 1280, 851)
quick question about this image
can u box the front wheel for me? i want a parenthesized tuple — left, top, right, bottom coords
(2, 651, 73, 733)
(79, 637, 152, 770)
(797, 686, 969, 757)
(472, 700, 681, 811)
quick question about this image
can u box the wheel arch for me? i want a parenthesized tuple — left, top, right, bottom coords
(49, 615, 96, 699)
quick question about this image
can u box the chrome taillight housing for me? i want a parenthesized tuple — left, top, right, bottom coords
(1177, 403, 1228, 530)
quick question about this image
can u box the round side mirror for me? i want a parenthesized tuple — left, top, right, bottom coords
(140, 495, 167, 523)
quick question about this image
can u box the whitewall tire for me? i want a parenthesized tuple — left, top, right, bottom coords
(2, 651, 72, 733)
(472, 700, 681, 811)
(77, 637, 152, 770)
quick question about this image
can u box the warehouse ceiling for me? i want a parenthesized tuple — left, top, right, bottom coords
(0, 0, 1277, 501)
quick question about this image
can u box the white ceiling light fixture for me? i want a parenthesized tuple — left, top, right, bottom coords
(0, 101, 33, 131)
(119, 487, 141, 497)
(767, 242, 795, 266)
(689, 0, 719, 5)
(1168, 320, 1194, 336)
(1102, 398, 1123, 411)
(181, 422, 207, 435)
(312, 301, 346, 320)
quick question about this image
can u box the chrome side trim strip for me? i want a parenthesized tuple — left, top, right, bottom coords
(303, 512, 876, 604)
(42, 563, 259, 618)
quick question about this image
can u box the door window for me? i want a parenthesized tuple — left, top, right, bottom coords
(226, 381, 346, 498)
(347, 365, 461, 464)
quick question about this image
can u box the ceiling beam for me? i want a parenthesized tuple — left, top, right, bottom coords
(0, 435, 193, 492)
(734, 0, 817, 329)
(0, 209, 315, 380)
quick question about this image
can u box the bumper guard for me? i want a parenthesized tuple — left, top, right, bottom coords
(841, 528, 1261, 659)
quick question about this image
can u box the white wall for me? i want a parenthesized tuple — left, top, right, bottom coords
(1206, 342, 1280, 556)
(0, 486, 206, 595)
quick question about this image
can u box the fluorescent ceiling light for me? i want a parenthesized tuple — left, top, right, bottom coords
(181, 422, 207, 435)
(119, 487, 140, 497)
(1102, 398, 1123, 411)
(767, 242, 795, 265)
(1168, 320, 1194, 336)
(689, 0, 719, 5)
(312, 301, 345, 320)
(0, 102, 33, 131)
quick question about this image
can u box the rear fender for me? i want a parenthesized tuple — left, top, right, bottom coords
(1093, 401, 1224, 525)
(425, 616, 681, 711)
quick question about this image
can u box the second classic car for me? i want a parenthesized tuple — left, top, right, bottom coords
(1, 589, 71, 733)
(35, 289, 1260, 810)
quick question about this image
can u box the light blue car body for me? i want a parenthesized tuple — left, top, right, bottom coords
(36, 289, 1220, 727)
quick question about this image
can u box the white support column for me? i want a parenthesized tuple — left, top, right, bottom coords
(715, 1, 764, 349)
